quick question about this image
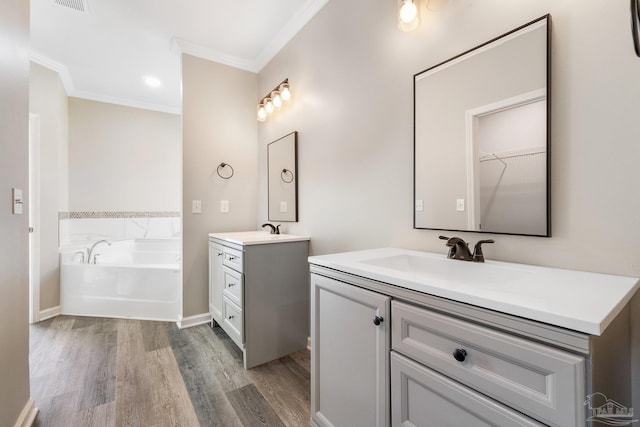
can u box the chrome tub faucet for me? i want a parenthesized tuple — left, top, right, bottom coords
(73, 251, 86, 263)
(87, 239, 111, 264)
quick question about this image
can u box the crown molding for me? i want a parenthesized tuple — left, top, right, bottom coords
(71, 89, 181, 115)
(172, 0, 330, 73)
(30, 50, 180, 114)
(29, 0, 330, 112)
(171, 37, 257, 72)
(30, 50, 75, 95)
(254, 0, 330, 71)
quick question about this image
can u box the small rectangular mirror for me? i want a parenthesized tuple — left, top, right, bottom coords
(414, 15, 550, 236)
(268, 131, 298, 222)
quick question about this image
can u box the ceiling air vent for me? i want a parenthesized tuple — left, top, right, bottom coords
(53, 0, 89, 13)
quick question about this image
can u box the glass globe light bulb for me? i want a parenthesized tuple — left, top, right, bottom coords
(279, 83, 291, 101)
(257, 104, 267, 121)
(271, 90, 283, 108)
(400, 0, 418, 24)
(265, 98, 274, 113)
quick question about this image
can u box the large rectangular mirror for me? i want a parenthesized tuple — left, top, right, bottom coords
(268, 131, 298, 222)
(414, 15, 550, 236)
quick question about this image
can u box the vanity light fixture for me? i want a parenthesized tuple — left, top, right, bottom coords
(399, 0, 420, 32)
(398, 0, 451, 32)
(257, 78, 291, 122)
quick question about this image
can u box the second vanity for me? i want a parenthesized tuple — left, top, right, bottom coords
(308, 248, 639, 427)
(209, 231, 310, 369)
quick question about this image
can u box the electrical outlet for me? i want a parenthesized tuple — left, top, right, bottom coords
(220, 200, 229, 213)
(456, 198, 465, 212)
(12, 188, 23, 215)
(280, 201, 288, 213)
(415, 199, 424, 212)
(192, 200, 202, 214)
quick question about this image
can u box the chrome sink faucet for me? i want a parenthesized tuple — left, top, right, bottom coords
(439, 236, 494, 263)
(87, 239, 111, 264)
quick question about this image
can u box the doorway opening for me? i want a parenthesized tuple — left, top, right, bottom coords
(465, 89, 547, 234)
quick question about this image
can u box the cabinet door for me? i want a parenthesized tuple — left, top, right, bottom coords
(311, 274, 390, 427)
(208, 241, 224, 323)
(391, 352, 544, 427)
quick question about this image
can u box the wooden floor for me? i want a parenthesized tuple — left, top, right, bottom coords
(29, 316, 311, 426)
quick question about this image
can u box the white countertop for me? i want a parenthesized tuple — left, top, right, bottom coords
(308, 247, 639, 335)
(209, 231, 310, 246)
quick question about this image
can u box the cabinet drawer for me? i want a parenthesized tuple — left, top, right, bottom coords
(392, 300, 585, 427)
(222, 266, 243, 306)
(391, 352, 543, 427)
(222, 247, 243, 273)
(222, 296, 243, 349)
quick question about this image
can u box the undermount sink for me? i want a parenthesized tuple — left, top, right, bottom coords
(308, 247, 640, 335)
(359, 253, 531, 288)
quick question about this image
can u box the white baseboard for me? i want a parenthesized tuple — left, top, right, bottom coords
(177, 312, 211, 329)
(60, 310, 178, 323)
(14, 399, 38, 427)
(39, 305, 61, 321)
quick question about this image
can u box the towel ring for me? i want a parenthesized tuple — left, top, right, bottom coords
(281, 168, 294, 183)
(217, 163, 234, 179)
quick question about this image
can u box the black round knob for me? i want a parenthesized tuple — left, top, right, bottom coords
(372, 315, 384, 326)
(453, 348, 467, 362)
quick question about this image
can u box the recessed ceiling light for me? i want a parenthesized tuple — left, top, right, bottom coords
(143, 76, 162, 88)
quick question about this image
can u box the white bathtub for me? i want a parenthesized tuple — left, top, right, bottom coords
(61, 239, 181, 321)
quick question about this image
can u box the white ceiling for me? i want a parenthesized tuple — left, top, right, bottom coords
(30, 0, 329, 114)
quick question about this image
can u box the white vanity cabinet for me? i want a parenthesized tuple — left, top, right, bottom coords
(208, 231, 310, 369)
(310, 274, 390, 427)
(309, 248, 639, 427)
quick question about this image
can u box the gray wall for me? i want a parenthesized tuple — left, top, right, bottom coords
(259, 0, 640, 285)
(182, 54, 258, 318)
(0, 0, 31, 423)
(29, 62, 69, 312)
(68, 98, 181, 212)
(257, 0, 640, 411)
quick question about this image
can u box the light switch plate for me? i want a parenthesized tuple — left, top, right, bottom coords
(192, 200, 202, 214)
(220, 200, 229, 213)
(456, 198, 465, 212)
(415, 199, 424, 212)
(280, 201, 287, 213)
(13, 188, 23, 215)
